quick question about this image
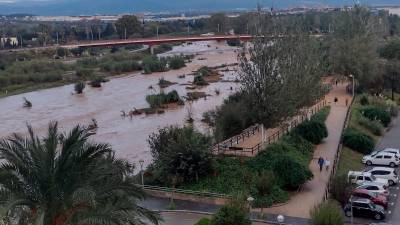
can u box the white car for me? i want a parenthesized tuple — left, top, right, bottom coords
(371, 148, 400, 158)
(357, 182, 390, 197)
(362, 152, 400, 167)
(348, 171, 389, 187)
(365, 167, 399, 186)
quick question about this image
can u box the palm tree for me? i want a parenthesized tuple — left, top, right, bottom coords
(0, 122, 160, 225)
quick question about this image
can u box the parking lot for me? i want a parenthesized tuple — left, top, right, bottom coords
(349, 117, 400, 225)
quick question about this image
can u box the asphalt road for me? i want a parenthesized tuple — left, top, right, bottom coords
(377, 116, 400, 224)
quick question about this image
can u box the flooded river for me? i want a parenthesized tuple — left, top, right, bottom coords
(0, 41, 240, 168)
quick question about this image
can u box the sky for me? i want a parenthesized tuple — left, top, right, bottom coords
(0, 0, 399, 16)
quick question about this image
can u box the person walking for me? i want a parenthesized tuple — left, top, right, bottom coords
(318, 157, 325, 172)
(345, 98, 349, 106)
(325, 159, 330, 171)
(334, 97, 338, 104)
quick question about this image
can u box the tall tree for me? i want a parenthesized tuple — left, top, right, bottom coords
(238, 19, 323, 128)
(328, 6, 384, 90)
(0, 122, 160, 225)
(115, 15, 141, 39)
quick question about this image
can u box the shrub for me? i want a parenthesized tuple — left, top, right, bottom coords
(390, 105, 398, 117)
(76, 68, 94, 77)
(295, 120, 328, 144)
(56, 48, 68, 58)
(195, 218, 210, 225)
(361, 106, 391, 127)
(342, 128, 375, 154)
(169, 55, 186, 69)
(74, 81, 86, 94)
(146, 90, 182, 108)
(148, 126, 213, 185)
(310, 200, 344, 225)
(194, 75, 208, 86)
(310, 106, 331, 122)
(142, 56, 168, 74)
(359, 94, 369, 106)
(358, 116, 384, 136)
(272, 155, 313, 190)
(226, 39, 241, 47)
(209, 203, 251, 225)
(330, 174, 354, 206)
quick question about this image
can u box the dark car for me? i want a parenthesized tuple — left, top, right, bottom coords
(352, 189, 388, 209)
(344, 197, 385, 220)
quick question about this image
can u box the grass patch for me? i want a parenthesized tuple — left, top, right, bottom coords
(336, 147, 364, 176)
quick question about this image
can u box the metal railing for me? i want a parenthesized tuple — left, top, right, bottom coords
(143, 185, 232, 199)
(213, 124, 260, 154)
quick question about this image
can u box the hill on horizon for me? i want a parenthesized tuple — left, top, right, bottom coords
(0, 0, 399, 16)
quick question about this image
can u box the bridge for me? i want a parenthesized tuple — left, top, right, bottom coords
(61, 35, 253, 54)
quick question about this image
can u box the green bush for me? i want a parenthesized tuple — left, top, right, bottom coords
(210, 204, 251, 225)
(359, 94, 369, 106)
(195, 218, 210, 225)
(194, 75, 208, 86)
(142, 56, 168, 74)
(295, 120, 328, 144)
(310, 200, 344, 225)
(76, 68, 94, 77)
(342, 128, 375, 154)
(310, 106, 331, 122)
(169, 55, 186, 69)
(146, 90, 182, 109)
(358, 116, 384, 136)
(272, 155, 313, 190)
(361, 106, 391, 127)
(74, 81, 86, 94)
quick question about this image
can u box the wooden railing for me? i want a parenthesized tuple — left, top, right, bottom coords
(213, 100, 327, 157)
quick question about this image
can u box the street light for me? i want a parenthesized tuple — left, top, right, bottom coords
(349, 74, 355, 97)
(139, 159, 144, 186)
(277, 214, 285, 225)
(247, 196, 254, 214)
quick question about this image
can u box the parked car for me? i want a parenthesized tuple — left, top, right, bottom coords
(356, 183, 389, 197)
(362, 152, 399, 167)
(374, 148, 400, 157)
(344, 197, 385, 220)
(365, 167, 398, 186)
(348, 171, 389, 187)
(351, 189, 388, 209)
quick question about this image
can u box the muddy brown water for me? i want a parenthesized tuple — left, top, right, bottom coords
(0, 41, 240, 168)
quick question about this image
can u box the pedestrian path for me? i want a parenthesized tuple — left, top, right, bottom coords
(262, 82, 352, 218)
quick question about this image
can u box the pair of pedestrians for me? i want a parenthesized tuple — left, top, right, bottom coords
(317, 157, 330, 172)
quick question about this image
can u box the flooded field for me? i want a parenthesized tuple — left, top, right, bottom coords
(0, 41, 240, 167)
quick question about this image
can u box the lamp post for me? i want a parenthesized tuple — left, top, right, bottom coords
(349, 74, 355, 97)
(277, 215, 285, 225)
(139, 159, 144, 186)
(247, 196, 254, 216)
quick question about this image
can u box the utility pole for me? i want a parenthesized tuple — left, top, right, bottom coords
(20, 35, 23, 48)
(90, 28, 93, 41)
(217, 24, 220, 33)
(187, 24, 190, 36)
(124, 27, 127, 40)
(56, 32, 59, 45)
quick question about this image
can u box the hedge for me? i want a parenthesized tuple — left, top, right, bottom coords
(295, 120, 328, 144)
(361, 106, 391, 127)
(342, 128, 375, 154)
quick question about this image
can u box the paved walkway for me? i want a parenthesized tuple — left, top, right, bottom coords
(262, 82, 352, 218)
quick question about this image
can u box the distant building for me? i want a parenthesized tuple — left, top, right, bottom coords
(0, 37, 18, 47)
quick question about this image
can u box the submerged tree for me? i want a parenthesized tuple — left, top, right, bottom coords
(0, 122, 160, 225)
